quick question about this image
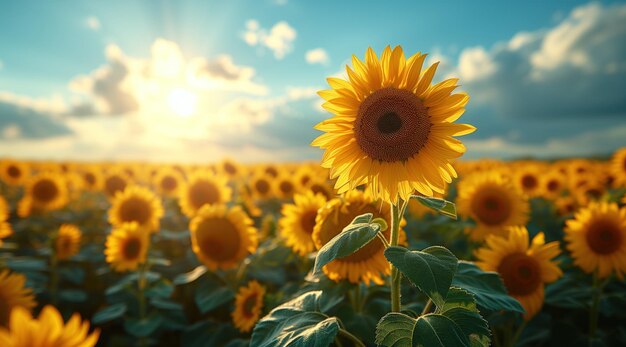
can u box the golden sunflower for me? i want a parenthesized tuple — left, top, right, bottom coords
(308, 179, 334, 200)
(312, 46, 475, 203)
(109, 186, 163, 233)
(232, 280, 265, 333)
(103, 169, 130, 199)
(274, 175, 296, 200)
(0, 196, 12, 245)
(574, 181, 605, 206)
(249, 173, 274, 200)
(0, 305, 99, 347)
(80, 165, 103, 192)
(23, 172, 68, 212)
(152, 167, 184, 198)
(55, 224, 81, 260)
(555, 196, 578, 217)
(105, 222, 150, 272)
(476, 226, 562, 320)
(190, 205, 258, 271)
(565, 202, 626, 279)
(457, 171, 529, 241)
(312, 190, 405, 285)
(220, 159, 243, 179)
(0, 270, 36, 327)
(179, 171, 232, 218)
(611, 147, 626, 186)
(0, 160, 29, 186)
(279, 191, 328, 256)
(540, 170, 565, 200)
(514, 166, 543, 197)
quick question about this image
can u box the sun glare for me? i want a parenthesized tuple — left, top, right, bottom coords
(167, 88, 197, 116)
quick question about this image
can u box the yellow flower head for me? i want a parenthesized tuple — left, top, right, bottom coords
(105, 222, 150, 272)
(109, 185, 163, 233)
(610, 148, 626, 187)
(312, 46, 475, 203)
(103, 169, 130, 199)
(476, 226, 562, 320)
(0, 196, 12, 245)
(279, 191, 328, 256)
(152, 166, 184, 198)
(55, 224, 81, 260)
(0, 160, 29, 186)
(179, 171, 232, 218)
(232, 280, 265, 333)
(0, 270, 36, 327)
(23, 172, 68, 212)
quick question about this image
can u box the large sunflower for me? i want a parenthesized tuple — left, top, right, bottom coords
(105, 222, 150, 272)
(565, 202, 626, 279)
(279, 191, 327, 256)
(0, 160, 29, 186)
(232, 280, 265, 333)
(312, 46, 475, 203)
(457, 171, 529, 241)
(55, 224, 81, 260)
(23, 172, 68, 212)
(0, 305, 99, 347)
(312, 190, 405, 285)
(190, 205, 258, 271)
(179, 171, 232, 218)
(476, 226, 562, 320)
(514, 165, 543, 198)
(0, 270, 36, 327)
(152, 167, 184, 198)
(109, 186, 163, 233)
(103, 169, 130, 199)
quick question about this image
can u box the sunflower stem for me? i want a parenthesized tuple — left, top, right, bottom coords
(390, 202, 402, 313)
(509, 320, 527, 347)
(338, 328, 366, 347)
(50, 250, 59, 306)
(588, 272, 606, 344)
(420, 298, 433, 316)
(138, 262, 148, 347)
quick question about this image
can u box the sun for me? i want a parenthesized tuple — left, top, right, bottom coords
(167, 88, 197, 116)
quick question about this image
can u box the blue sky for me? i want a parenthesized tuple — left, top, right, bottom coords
(1, 0, 625, 163)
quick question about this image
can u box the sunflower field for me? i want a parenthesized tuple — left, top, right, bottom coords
(1, 46, 626, 347)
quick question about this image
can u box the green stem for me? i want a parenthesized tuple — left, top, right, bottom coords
(376, 231, 390, 248)
(338, 328, 366, 347)
(509, 320, 527, 347)
(390, 202, 401, 313)
(50, 252, 59, 306)
(421, 299, 433, 316)
(588, 272, 605, 343)
(138, 263, 148, 347)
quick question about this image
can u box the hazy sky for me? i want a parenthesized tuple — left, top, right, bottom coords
(1, 0, 625, 163)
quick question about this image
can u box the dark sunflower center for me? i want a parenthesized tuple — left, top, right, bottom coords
(585, 187, 602, 200)
(300, 174, 311, 186)
(119, 197, 152, 225)
(355, 87, 431, 162)
(310, 184, 331, 199)
(224, 162, 237, 175)
(279, 181, 294, 195)
(58, 237, 72, 253)
(197, 218, 241, 262)
(497, 252, 541, 296)
(7, 165, 21, 178)
(161, 176, 177, 191)
(265, 167, 278, 178)
(255, 180, 270, 195)
(84, 173, 96, 186)
(300, 209, 318, 235)
(546, 180, 559, 192)
(472, 190, 511, 226)
(243, 293, 258, 317)
(105, 175, 127, 197)
(586, 219, 622, 255)
(622, 157, 626, 172)
(521, 175, 538, 190)
(189, 181, 220, 208)
(33, 179, 59, 203)
(123, 237, 142, 260)
(0, 294, 9, 326)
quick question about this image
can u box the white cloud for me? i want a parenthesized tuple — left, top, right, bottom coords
(2, 124, 21, 140)
(242, 20, 297, 59)
(86, 16, 101, 31)
(0, 92, 67, 114)
(305, 48, 329, 65)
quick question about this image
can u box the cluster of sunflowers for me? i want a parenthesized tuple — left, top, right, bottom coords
(0, 47, 625, 347)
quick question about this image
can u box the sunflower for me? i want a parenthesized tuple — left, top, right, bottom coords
(249, 173, 274, 200)
(220, 159, 243, 179)
(232, 280, 265, 333)
(103, 169, 130, 199)
(109, 186, 163, 233)
(274, 175, 296, 200)
(23, 172, 68, 212)
(555, 196, 578, 217)
(0, 270, 36, 327)
(476, 226, 562, 320)
(80, 165, 103, 192)
(54, 224, 81, 260)
(540, 170, 565, 200)
(457, 171, 529, 241)
(610, 148, 626, 186)
(179, 171, 232, 218)
(574, 181, 605, 206)
(312, 190, 405, 285)
(104, 222, 150, 272)
(152, 167, 184, 198)
(279, 191, 327, 256)
(312, 46, 475, 203)
(565, 202, 626, 279)
(514, 166, 543, 197)
(308, 179, 334, 200)
(0, 160, 29, 186)
(0, 196, 12, 245)
(0, 305, 99, 347)
(190, 205, 258, 271)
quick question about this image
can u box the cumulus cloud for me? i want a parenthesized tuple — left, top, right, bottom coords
(454, 2, 626, 120)
(305, 48, 329, 65)
(0, 98, 72, 139)
(243, 20, 296, 59)
(86, 16, 101, 31)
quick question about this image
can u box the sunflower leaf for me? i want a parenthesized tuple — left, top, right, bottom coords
(313, 213, 381, 274)
(92, 303, 127, 325)
(440, 307, 491, 347)
(412, 196, 457, 220)
(413, 314, 470, 347)
(195, 284, 234, 314)
(173, 265, 207, 285)
(384, 246, 458, 308)
(452, 261, 525, 314)
(375, 312, 416, 347)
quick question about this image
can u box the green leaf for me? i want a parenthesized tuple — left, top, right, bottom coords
(7, 257, 47, 272)
(59, 289, 87, 303)
(92, 303, 127, 325)
(452, 262, 524, 314)
(195, 286, 234, 314)
(412, 196, 457, 220)
(150, 297, 183, 311)
(375, 312, 416, 347)
(313, 213, 381, 273)
(251, 291, 340, 347)
(439, 287, 478, 313)
(174, 266, 207, 285)
(545, 274, 591, 309)
(413, 314, 469, 347)
(124, 313, 163, 337)
(384, 246, 458, 307)
(441, 307, 490, 347)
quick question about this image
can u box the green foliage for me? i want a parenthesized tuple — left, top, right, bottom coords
(384, 246, 458, 307)
(313, 213, 382, 273)
(412, 196, 457, 220)
(376, 312, 472, 347)
(92, 303, 127, 324)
